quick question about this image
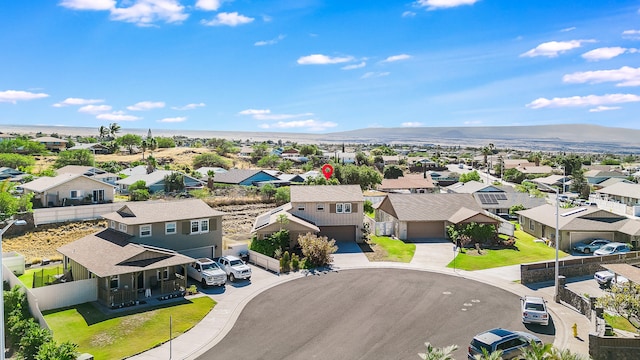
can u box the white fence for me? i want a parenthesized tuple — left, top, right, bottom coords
(375, 221, 394, 236)
(31, 278, 98, 311)
(33, 203, 124, 225)
(224, 243, 248, 257)
(498, 221, 515, 237)
(248, 250, 280, 274)
(590, 197, 630, 217)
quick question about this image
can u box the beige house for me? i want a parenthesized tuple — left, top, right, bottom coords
(251, 203, 320, 248)
(34, 136, 68, 151)
(101, 199, 225, 259)
(21, 173, 115, 207)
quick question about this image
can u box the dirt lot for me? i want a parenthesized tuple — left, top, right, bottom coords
(2, 202, 276, 263)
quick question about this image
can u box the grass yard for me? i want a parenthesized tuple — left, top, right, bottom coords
(364, 236, 416, 262)
(604, 313, 639, 333)
(447, 226, 569, 271)
(43, 296, 215, 360)
(18, 264, 64, 288)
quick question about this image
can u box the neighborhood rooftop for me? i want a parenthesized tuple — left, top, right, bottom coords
(289, 184, 364, 203)
(102, 199, 226, 225)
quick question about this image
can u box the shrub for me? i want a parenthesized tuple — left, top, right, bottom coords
(249, 230, 290, 258)
(291, 253, 300, 271)
(36, 340, 78, 360)
(297, 233, 338, 267)
(19, 321, 53, 360)
(280, 251, 291, 273)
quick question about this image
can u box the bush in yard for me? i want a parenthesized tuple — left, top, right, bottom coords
(19, 321, 53, 360)
(297, 233, 338, 267)
(249, 230, 290, 258)
(291, 253, 300, 271)
(280, 251, 291, 272)
(36, 340, 78, 360)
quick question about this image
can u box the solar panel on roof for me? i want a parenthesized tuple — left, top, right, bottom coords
(254, 213, 271, 230)
(495, 193, 507, 200)
(560, 207, 588, 217)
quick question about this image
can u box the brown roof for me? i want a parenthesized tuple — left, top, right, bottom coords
(379, 175, 435, 191)
(57, 228, 194, 277)
(602, 264, 640, 285)
(379, 193, 484, 221)
(290, 185, 363, 203)
(102, 199, 225, 225)
(517, 205, 631, 231)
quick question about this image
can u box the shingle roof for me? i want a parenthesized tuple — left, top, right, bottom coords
(21, 173, 115, 192)
(101, 199, 225, 225)
(473, 192, 547, 210)
(381, 193, 484, 221)
(379, 175, 435, 191)
(595, 182, 640, 199)
(290, 185, 363, 203)
(34, 136, 68, 143)
(213, 169, 267, 184)
(516, 204, 631, 231)
(57, 228, 194, 277)
(116, 170, 200, 186)
(57, 165, 118, 179)
(445, 181, 512, 194)
(251, 203, 320, 233)
(119, 165, 149, 177)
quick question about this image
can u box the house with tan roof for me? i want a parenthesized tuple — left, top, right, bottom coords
(376, 193, 498, 241)
(57, 165, 120, 185)
(446, 180, 546, 214)
(590, 182, 640, 217)
(116, 170, 203, 194)
(251, 203, 320, 248)
(378, 174, 437, 194)
(34, 136, 68, 152)
(21, 173, 116, 207)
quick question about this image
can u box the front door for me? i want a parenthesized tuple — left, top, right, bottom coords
(93, 189, 105, 203)
(137, 272, 144, 290)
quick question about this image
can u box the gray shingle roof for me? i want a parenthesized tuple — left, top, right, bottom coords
(102, 199, 225, 225)
(290, 185, 363, 203)
(516, 204, 632, 231)
(213, 169, 271, 184)
(381, 193, 483, 221)
(57, 228, 194, 277)
(379, 175, 435, 191)
(116, 170, 201, 186)
(595, 182, 640, 199)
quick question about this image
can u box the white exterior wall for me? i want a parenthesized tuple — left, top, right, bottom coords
(46, 176, 115, 204)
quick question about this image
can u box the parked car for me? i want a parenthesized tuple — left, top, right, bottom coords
(594, 270, 628, 287)
(467, 328, 542, 360)
(217, 255, 252, 282)
(593, 242, 631, 256)
(187, 258, 226, 287)
(573, 239, 610, 254)
(497, 213, 518, 221)
(521, 296, 549, 326)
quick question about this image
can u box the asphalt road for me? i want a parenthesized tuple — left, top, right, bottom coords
(198, 268, 555, 360)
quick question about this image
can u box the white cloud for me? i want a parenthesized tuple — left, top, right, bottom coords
(520, 40, 595, 58)
(622, 29, 640, 40)
(581, 47, 637, 61)
(239, 109, 270, 116)
(255, 34, 285, 46)
(109, 0, 188, 26)
(401, 122, 423, 127)
(341, 62, 366, 70)
(158, 116, 187, 123)
(361, 71, 390, 79)
(171, 102, 206, 110)
(382, 54, 411, 62)
(562, 66, 640, 87)
(402, 11, 416, 17)
(127, 101, 165, 111)
(526, 93, 640, 109)
(78, 104, 112, 113)
(59, 0, 114, 10)
(195, 0, 222, 11)
(416, 0, 479, 10)
(238, 109, 313, 120)
(258, 119, 337, 132)
(297, 54, 354, 65)
(96, 112, 141, 121)
(201, 12, 254, 26)
(589, 106, 621, 112)
(52, 97, 104, 107)
(560, 27, 576, 32)
(0, 90, 49, 103)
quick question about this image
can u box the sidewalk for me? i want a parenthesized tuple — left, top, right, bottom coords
(129, 244, 592, 359)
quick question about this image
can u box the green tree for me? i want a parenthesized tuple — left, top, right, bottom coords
(304, 175, 340, 185)
(333, 164, 382, 190)
(53, 149, 93, 168)
(459, 170, 481, 183)
(274, 186, 290, 205)
(364, 199, 374, 215)
(596, 282, 640, 328)
(141, 139, 148, 159)
(355, 151, 370, 166)
(509, 204, 525, 215)
(0, 139, 47, 155)
(570, 169, 590, 198)
(116, 134, 143, 155)
(193, 152, 230, 169)
(251, 143, 269, 163)
(156, 137, 176, 148)
(299, 144, 319, 157)
(19, 321, 53, 360)
(0, 153, 35, 169)
(520, 340, 553, 360)
(278, 159, 293, 173)
(98, 125, 110, 140)
(164, 172, 185, 192)
(417, 342, 457, 360)
(383, 165, 404, 179)
(260, 183, 276, 200)
(257, 154, 281, 168)
(128, 180, 149, 201)
(503, 168, 525, 184)
(109, 122, 121, 138)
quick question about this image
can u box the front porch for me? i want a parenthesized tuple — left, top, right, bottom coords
(97, 268, 188, 308)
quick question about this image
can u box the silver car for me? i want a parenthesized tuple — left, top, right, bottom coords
(467, 328, 542, 359)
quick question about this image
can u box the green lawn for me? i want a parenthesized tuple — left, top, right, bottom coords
(447, 226, 569, 271)
(604, 313, 639, 333)
(43, 296, 215, 360)
(369, 235, 416, 262)
(17, 264, 64, 288)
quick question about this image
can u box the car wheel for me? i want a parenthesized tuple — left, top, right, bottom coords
(201, 279, 207, 287)
(584, 248, 591, 254)
(230, 273, 236, 282)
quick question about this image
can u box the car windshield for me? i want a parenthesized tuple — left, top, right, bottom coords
(230, 260, 243, 266)
(470, 339, 492, 353)
(525, 303, 545, 311)
(600, 245, 615, 252)
(202, 263, 219, 270)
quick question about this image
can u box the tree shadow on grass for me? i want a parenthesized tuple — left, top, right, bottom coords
(63, 298, 195, 326)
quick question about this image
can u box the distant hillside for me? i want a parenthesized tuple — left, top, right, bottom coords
(2, 123, 639, 153)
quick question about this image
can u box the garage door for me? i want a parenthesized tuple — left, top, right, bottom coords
(407, 221, 443, 240)
(569, 232, 614, 243)
(180, 246, 216, 260)
(319, 226, 356, 242)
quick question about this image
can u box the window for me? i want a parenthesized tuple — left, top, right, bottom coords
(190, 219, 210, 234)
(110, 275, 119, 289)
(336, 203, 352, 214)
(528, 220, 535, 231)
(298, 205, 305, 211)
(70, 190, 79, 198)
(140, 224, 152, 237)
(157, 267, 169, 280)
(165, 222, 176, 235)
(118, 223, 127, 233)
(317, 203, 324, 212)
(109, 220, 115, 229)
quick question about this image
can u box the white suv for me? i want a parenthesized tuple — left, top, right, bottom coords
(217, 255, 252, 282)
(187, 258, 226, 287)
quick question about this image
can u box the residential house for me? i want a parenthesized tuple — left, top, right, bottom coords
(381, 155, 401, 166)
(590, 182, 640, 217)
(193, 167, 228, 179)
(0, 133, 16, 141)
(116, 170, 203, 194)
(101, 199, 225, 259)
(333, 152, 357, 164)
(592, 177, 634, 191)
(239, 146, 254, 158)
(251, 203, 320, 248)
(67, 143, 110, 154)
(299, 170, 320, 182)
(213, 169, 280, 186)
(58, 228, 193, 308)
(445, 180, 545, 214)
(119, 165, 150, 177)
(515, 165, 553, 176)
(517, 205, 640, 251)
(378, 174, 437, 194)
(34, 136, 68, 152)
(57, 165, 120, 185)
(427, 171, 459, 187)
(288, 185, 364, 242)
(376, 193, 499, 241)
(530, 175, 572, 193)
(21, 173, 115, 207)
(584, 169, 628, 187)
(0, 167, 28, 182)
(281, 148, 300, 158)
(261, 170, 305, 186)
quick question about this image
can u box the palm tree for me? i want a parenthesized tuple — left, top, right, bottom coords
(207, 170, 215, 190)
(109, 123, 121, 138)
(418, 342, 457, 360)
(482, 146, 492, 166)
(141, 139, 148, 160)
(547, 348, 590, 360)
(98, 125, 109, 140)
(520, 340, 553, 359)
(474, 348, 503, 360)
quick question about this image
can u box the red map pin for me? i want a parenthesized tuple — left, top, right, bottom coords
(321, 164, 334, 180)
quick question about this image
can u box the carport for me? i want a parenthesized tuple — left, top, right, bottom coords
(601, 263, 640, 284)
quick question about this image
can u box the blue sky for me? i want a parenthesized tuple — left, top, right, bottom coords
(1, 0, 640, 133)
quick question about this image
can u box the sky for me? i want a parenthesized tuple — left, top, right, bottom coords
(1, 0, 640, 134)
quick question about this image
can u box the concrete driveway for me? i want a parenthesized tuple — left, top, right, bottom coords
(199, 268, 555, 360)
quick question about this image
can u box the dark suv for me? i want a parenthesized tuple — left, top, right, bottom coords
(467, 328, 542, 359)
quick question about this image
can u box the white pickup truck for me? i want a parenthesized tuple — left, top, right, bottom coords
(187, 258, 227, 287)
(217, 255, 252, 282)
